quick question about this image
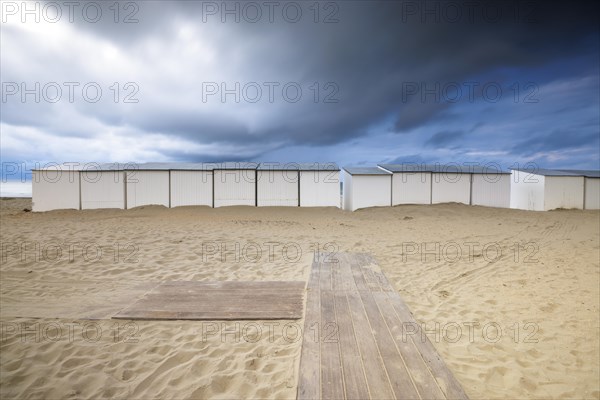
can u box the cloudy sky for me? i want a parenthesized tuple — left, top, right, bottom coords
(1, 0, 599, 195)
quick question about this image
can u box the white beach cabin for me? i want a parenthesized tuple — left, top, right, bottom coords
(80, 163, 126, 210)
(582, 172, 600, 210)
(378, 164, 432, 205)
(299, 163, 340, 207)
(213, 162, 258, 207)
(561, 170, 600, 210)
(430, 165, 472, 205)
(510, 168, 599, 211)
(469, 167, 511, 208)
(257, 163, 300, 207)
(170, 163, 214, 208)
(125, 163, 170, 209)
(342, 167, 391, 211)
(255, 162, 341, 207)
(32, 164, 81, 212)
(378, 163, 511, 208)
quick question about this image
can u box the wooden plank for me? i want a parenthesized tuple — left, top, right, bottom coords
(297, 262, 321, 400)
(358, 253, 389, 292)
(129, 291, 305, 299)
(125, 296, 305, 304)
(159, 281, 306, 290)
(113, 310, 301, 321)
(360, 264, 382, 292)
(118, 306, 304, 314)
(333, 292, 370, 400)
(113, 280, 305, 321)
(320, 290, 345, 400)
(152, 288, 306, 295)
(118, 303, 304, 313)
(325, 250, 342, 264)
(346, 291, 395, 400)
(120, 295, 304, 307)
(361, 254, 396, 292)
(0, 280, 161, 320)
(297, 252, 469, 400)
(358, 290, 421, 399)
(338, 256, 357, 291)
(319, 258, 333, 291)
(386, 293, 469, 400)
(307, 254, 321, 290)
(349, 256, 368, 291)
(373, 292, 446, 399)
(316, 251, 340, 264)
(331, 261, 344, 291)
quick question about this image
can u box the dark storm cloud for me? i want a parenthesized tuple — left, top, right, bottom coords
(425, 130, 467, 148)
(395, 102, 454, 132)
(135, 0, 598, 143)
(159, 149, 252, 163)
(386, 154, 429, 165)
(425, 122, 485, 148)
(2, 0, 599, 163)
(512, 126, 600, 156)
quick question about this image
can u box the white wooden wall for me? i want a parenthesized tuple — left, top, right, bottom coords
(544, 176, 584, 210)
(126, 170, 170, 208)
(471, 174, 510, 208)
(213, 170, 256, 207)
(510, 170, 545, 211)
(342, 171, 353, 211)
(170, 170, 213, 207)
(584, 177, 600, 210)
(344, 173, 391, 211)
(431, 172, 471, 204)
(81, 170, 125, 209)
(32, 170, 80, 212)
(257, 170, 298, 206)
(391, 172, 431, 205)
(300, 170, 340, 207)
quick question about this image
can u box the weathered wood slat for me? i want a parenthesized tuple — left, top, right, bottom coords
(320, 290, 345, 400)
(319, 260, 333, 291)
(297, 257, 321, 400)
(360, 265, 383, 292)
(155, 286, 306, 292)
(345, 291, 396, 400)
(1, 281, 161, 320)
(113, 280, 305, 321)
(359, 253, 396, 292)
(350, 257, 369, 291)
(338, 257, 357, 291)
(118, 305, 304, 314)
(373, 292, 446, 399)
(333, 292, 370, 400)
(386, 293, 469, 400)
(307, 255, 321, 291)
(113, 310, 301, 321)
(358, 289, 421, 399)
(331, 261, 345, 291)
(129, 294, 305, 301)
(297, 252, 469, 400)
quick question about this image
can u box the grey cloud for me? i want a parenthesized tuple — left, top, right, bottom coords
(385, 154, 429, 165)
(512, 127, 600, 156)
(425, 130, 467, 148)
(2, 0, 599, 162)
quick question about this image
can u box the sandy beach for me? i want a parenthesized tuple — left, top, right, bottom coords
(1, 198, 598, 399)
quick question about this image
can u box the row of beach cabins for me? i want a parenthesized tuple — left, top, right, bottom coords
(31, 162, 599, 212)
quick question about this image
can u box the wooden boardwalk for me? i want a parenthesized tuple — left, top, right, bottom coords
(113, 281, 305, 320)
(297, 253, 468, 400)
